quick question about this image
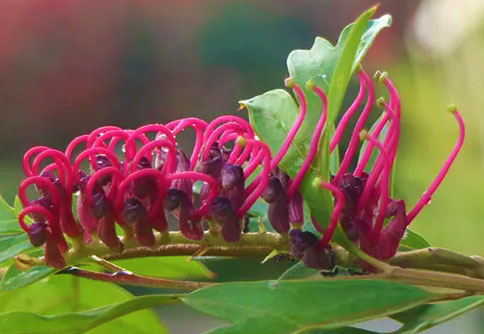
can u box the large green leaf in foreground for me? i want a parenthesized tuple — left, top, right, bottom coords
(183, 280, 435, 334)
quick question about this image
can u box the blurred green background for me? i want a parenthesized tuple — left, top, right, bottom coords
(0, 0, 482, 332)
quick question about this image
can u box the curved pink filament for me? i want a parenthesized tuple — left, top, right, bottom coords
(86, 126, 122, 149)
(18, 176, 59, 209)
(330, 74, 366, 152)
(65, 135, 88, 161)
(310, 215, 325, 234)
(124, 124, 176, 160)
(219, 132, 253, 165)
(93, 129, 129, 149)
(243, 145, 264, 179)
(18, 205, 55, 233)
(202, 123, 245, 161)
(236, 143, 256, 166)
(228, 141, 243, 164)
(167, 118, 208, 170)
(166, 117, 208, 133)
(73, 148, 121, 184)
(270, 84, 307, 170)
(333, 70, 374, 185)
(238, 139, 271, 217)
(167, 172, 218, 219)
(204, 116, 254, 141)
(354, 111, 391, 176)
(316, 182, 345, 250)
(132, 139, 176, 175)
(406, 110, 465, 224)
(86, 167, 124, 204)
(383, 77, 401, 167)
(287, 84, 328, 198)
(22, 146, 50, 176)
(357, 107, 398, 213)
(31, 149, 73, 191)
(363, 132, 391, 238)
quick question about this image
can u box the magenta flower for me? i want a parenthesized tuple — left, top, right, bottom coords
(17, 69, 464, 269)
(310, 70, 465, 261)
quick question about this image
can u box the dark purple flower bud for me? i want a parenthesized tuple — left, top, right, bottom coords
(27, 221, 48, 247)
(273, 168, 290, 189)
(220, 146, 232, 162)
(340, 216, 360, 241)
(221, 164, 244, 210)
(163, 188, 185, 211)
(337, 173, 364, 213)
(93, 155, 113, 186)
(171, 150, 193, 196)
(385, 199, 405, 218)
(97, 199, 121, 250)
(77, 174, 103, 233)
(289, 229, 318, 257)
(90, 192, 107, 219)
(30, 197, 54, 223)
(122, 198, 155, 246)
(122, 198, 143, 224)
(155, 149, 167, 170)
(133, 158, 158, 200)
(164, 189, 203, 240)
(197, 157, 223, 178)
(288, 192, 303, 224)
(210, 196, 241, 242)
(198, 156, 223, 205)
(376, 201, 407, 259)
(138, 156, 152, 169)
(95, 154, 112, 169)
(35, 171, 57, 198)
(303, 247, 333, 270)
(268, 198, 289, 234)
(262, 176, 284, 203)
(208, 142, 222, 160)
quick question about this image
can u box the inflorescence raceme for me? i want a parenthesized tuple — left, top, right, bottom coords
(18, 69, 465, 270)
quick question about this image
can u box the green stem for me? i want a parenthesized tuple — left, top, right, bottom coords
(63, 231, 288, 264)
(60, 267, 212, 291)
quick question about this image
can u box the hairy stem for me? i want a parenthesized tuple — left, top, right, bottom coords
(65, 231, 288, 264)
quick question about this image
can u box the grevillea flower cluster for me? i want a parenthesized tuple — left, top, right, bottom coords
(17, 69, 464, 270)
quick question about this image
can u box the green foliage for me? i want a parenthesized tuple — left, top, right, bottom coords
(278, 261, 319, 280)
(182, 280, 434, 334)
(1, 263, 56, 290)
(0, 193, 22, 234)
(0, 233, 32, 264)
(399, 229, 431, 251)
(0, 275, 173, 334)
(392, 296, 484, 334)
(113, 256, 214, 280)
(241, 9, 392, 240)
